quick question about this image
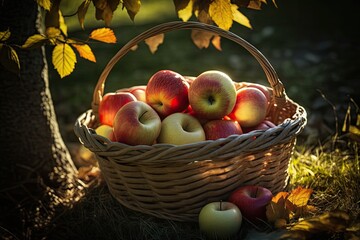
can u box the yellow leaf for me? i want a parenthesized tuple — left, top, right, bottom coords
(37, 0, 51, 11)
(176, 0, 193, 22)
(89, 28, 117, 43)
(78, 0, 91, 30)
(123, 0, 141, 21)
(231, 4, 252, 29)
(145, 34, 164, 54)
(52, 43, 77, 78)
(0, 45, 20, 74)
(287, 187, 313, 207)
(72, 43, 96, 62)
(211, 35, 222, 51)
(59, 10, 68, 37)
(46, 27, 61, 39)
(209, 0, 233, 30)
(0, 29, 11, 42)
(22, 34, 48, 49)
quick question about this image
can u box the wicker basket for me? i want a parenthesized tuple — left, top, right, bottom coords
(74, 21, 307, 222)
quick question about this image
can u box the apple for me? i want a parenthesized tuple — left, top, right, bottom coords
(199, 201, 242, 239)
(242, 120, 276, 133)
(245, 83, 271, 105)
(145, 70, 190, 118)
(157, 113, 206, 145)
(203, 119, 243, 140)
(228, 87, 268, 127)
(98, 92, 137, 126)
(188, 70, 237, 120)
(128, 85, 147, 102)
(95, 124, 115, 141)
(113, 101, 161, 145)
(228, 185, 273, 224)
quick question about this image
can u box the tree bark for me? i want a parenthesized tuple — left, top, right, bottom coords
(0, 0, 81, 237)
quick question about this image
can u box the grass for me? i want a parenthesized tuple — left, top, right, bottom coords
(289, 136, 360, 221)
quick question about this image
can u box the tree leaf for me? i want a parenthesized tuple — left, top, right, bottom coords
(231, 4, 252, 29)
(89, 28, 117, 43)
(209, 0, 233, 30)
(0, 29, 11, 42)
(72, 43, 96, 62)
(0, 44, 20, 74)
(191, 30, 214, 49)
(52, 43, 77, 78)
(22, 34, 48, 49)
(232, 0, 266, 10)
(78, 0, 91, 30)
(93, 0, 121, 26)
(58, 10, 68, 36)
(175, 0, 193, 22)
(123, 0, 141, 21)
(287, 186, 313, 207)
(37, 0, 52, 11)
(211, 35, 222, 51)
(145, 34, 164, 54)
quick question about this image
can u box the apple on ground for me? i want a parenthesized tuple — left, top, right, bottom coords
(203, 119, 243, 140)
(98, 92, 137, 126)
(113, 101, 161, 145)
(198, 201, 242, 239)
(189, 70, 237, 120)
(228, 87, 268, 128)
(242, 120, 276, 133)
(228, 185, 273, 224)
(95, 124, 115, 141)
(157, 113, 205, 145)
(146, 70, 190, 118)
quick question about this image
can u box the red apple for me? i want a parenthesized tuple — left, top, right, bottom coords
(199, 201, 242, 239)
(228, 185, 273, 224)
(145, 70, 190, 118)
(157, 113, 205, 145)
(245, 83, 271, 105)
(98, 92, 137, 127)
(113, 101, 161, 145)
(203, 119, 243, 140)
(242, 120, 276, 133)
(228, 87, 268, 127)
(189, 70, 237, 120)
(128, 85, 147, 102)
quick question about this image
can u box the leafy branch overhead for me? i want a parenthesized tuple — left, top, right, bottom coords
(3, 0, 275, 78)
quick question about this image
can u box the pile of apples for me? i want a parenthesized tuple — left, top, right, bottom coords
(95, 69, 276, 145)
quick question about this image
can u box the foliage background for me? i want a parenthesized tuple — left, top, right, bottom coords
(48, 0, 359, 146)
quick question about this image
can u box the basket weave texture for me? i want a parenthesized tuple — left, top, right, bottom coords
(74, 21, 307, 222)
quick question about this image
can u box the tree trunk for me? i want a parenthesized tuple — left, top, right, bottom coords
(0, 0, 81, 238)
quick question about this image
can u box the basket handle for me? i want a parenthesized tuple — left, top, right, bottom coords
(92, 21, 286, 117)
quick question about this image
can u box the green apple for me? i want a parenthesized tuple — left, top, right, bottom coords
(188, 70, 237, 120)
(157, 113, 205, 145)
(199, 201, 242, 239)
